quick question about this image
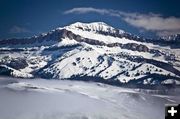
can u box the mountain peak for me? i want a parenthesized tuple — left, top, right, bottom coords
(160, 34, 180, 42)
(69, 22, 110, 28)
(65, 22, 125, 34)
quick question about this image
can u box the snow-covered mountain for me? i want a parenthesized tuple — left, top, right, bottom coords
(160, 34, 180, 44)
(0, 22, 180, 86)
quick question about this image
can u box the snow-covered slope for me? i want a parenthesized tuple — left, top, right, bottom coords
(0, 78, 180, 119)
(0, 22, 180, 86)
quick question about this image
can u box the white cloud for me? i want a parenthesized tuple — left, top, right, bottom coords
(64, 7, 109, 15)
(123, 14, 180, 30)
(63, 7, 180, 36)
(9, 26, 30, 33)
(63, 7, 122, 17)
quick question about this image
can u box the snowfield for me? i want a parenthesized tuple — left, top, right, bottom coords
(0, 77, 180, 119)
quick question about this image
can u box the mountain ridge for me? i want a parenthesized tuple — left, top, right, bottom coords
(0, 22, 180, 86)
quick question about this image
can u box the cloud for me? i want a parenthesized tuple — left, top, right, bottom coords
(63, 7, 122, 17)
(64, 7, 109, 15)
(122, 14, 180, 31)
(9, 25, 30, 34)
(63, 7, 180, 36)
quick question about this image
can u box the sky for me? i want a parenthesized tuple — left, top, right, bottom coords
(0, 0, 180, 39)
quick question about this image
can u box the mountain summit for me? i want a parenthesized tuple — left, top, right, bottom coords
(64, 22, 125, 34)
(0, 22, 180, 86)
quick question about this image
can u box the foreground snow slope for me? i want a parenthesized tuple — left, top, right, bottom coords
(0, 77, 180, 119)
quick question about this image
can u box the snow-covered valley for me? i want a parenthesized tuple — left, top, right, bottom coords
(0, 77, 180, 119)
